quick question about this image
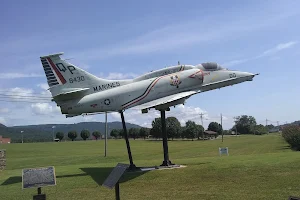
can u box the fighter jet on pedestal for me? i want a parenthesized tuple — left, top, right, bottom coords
(40, 52, 258, 169)
(40, 53, 258, 116)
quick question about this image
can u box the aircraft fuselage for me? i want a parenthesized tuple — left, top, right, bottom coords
(62, 68, 254, 115)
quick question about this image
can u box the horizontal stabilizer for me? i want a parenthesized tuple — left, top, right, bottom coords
(53, 88, 89, 101)
(134, 91, 198, 111)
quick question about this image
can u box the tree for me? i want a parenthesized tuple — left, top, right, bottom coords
(151, 117, 162, 138)
(196, 125, 204, 140)
(80, 129, 90, 140)
(179, 126, 186, 139)
(139, 127, 150, 139)
(92, 131, 101, 140)
(68, 131, 77, 141)
(234, 115, 257, 134)
(184, 120, 198, 141)
(166, 117, 181, 140)
(266, 124, 275, 130)
(118, 129, 124, 138)
(110, 129, 119, 139)
(208, 122, 222, 134)
(129, 128, 139, 140)
(254, 124, 268, 135)
(218, 124, 223, 135)
(55, 132, 64, 141)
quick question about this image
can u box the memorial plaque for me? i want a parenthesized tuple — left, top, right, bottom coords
(289, 196, 300, 200)
(22, 166, 56, 189)
(219, 147, 229, 156)
(102, 163, 129, 189)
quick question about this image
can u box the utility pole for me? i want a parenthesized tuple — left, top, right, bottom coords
(21, 131, 24, 143)
(105, 112, 108, 157)
(266, 119, 269, 134)
(234, 117, 238, 137)
(52, 126, 55, 141)
(200, 113, 204, 140)
(221, 113, 223, 142)
(277, 121, 279, 127)
(200, 113, 204, 127)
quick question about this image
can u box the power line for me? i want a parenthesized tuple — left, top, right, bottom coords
(0, 94, 51, 99)
(0, 97, 51, 101)
(0, 99, 51, 103)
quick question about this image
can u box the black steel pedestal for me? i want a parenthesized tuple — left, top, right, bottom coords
(160, 110, 174, 166)
(120, 111, 137, 170)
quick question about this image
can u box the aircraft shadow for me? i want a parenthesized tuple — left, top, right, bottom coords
(80, 167, 148, 185)
(1, 176, 22, 186)
(145, 139, 203, 142)
(1, 167, 147, 186)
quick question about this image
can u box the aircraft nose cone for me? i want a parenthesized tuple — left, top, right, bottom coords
(239, 72, 258, 81)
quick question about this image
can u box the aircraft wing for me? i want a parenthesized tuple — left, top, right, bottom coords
(134, 91, 199, 111)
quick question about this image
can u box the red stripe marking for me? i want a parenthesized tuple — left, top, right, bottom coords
(46, 57, 66, 84)
(188, 69, 203, 79)
(123, 75, 167, 109)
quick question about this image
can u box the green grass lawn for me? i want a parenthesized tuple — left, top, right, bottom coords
(0, 134, 299, 200)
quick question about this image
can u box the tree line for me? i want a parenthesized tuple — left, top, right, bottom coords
(55, 130, 101, 141)
(109, 117, 223, 141)
(55, 115, 275, 141)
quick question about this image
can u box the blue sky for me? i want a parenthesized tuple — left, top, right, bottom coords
(0, 0, 299, 129)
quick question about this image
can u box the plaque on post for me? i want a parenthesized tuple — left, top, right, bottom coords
(103, 163, 129, 200)
(22, 166, 56, 200)
(219, 147, 229, 156)
(289, 196, 300, 200)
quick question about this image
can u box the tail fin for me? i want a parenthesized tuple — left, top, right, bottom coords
(40, 52, 131, 100)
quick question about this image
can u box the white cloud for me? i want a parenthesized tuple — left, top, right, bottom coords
(72, 11, 299, 61)
(37, 83, 49, 90)
(3, 87, 34, 101)
(0, 108, 10, 113)
(0, 117, 6, 125)
(0, 73, 44, 79)
(110, 105, 208, 128)
(0, 87, 51, 104)
(222, 41, 298, 67)
(106, 73, 138, 80)
(221, 59, 250, 67)
(31, 103, 59, 115)
(261, 41, 298, 56)
(98, 72, 138, 80)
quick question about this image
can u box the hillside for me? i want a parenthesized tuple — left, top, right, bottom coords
(0, 122, 142, 143)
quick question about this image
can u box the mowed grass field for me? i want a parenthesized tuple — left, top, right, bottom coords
(0, 134, 300, 200)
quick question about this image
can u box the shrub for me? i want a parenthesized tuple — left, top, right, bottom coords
(56, 132, 64, 140)
(282, 125, 300, 150)
(80, 130, 90, 140)
(68, 131, 77, 141)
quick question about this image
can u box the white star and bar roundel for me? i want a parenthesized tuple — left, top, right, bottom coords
(104, 99, 110, 105)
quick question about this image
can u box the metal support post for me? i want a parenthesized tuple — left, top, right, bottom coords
(120, 111, 136, 170)
(115, 182, 120, 200)
(160, 110, 173, 166)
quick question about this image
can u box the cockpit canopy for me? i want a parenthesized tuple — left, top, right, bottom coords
(196, 62, 226, 71)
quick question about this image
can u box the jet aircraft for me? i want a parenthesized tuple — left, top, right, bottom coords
(40, 52, 258, 116)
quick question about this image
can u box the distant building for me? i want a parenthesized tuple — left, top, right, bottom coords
(204, 130, 218, 139)
(269, 128, 280, 133)
(0, 136, 11, 144)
